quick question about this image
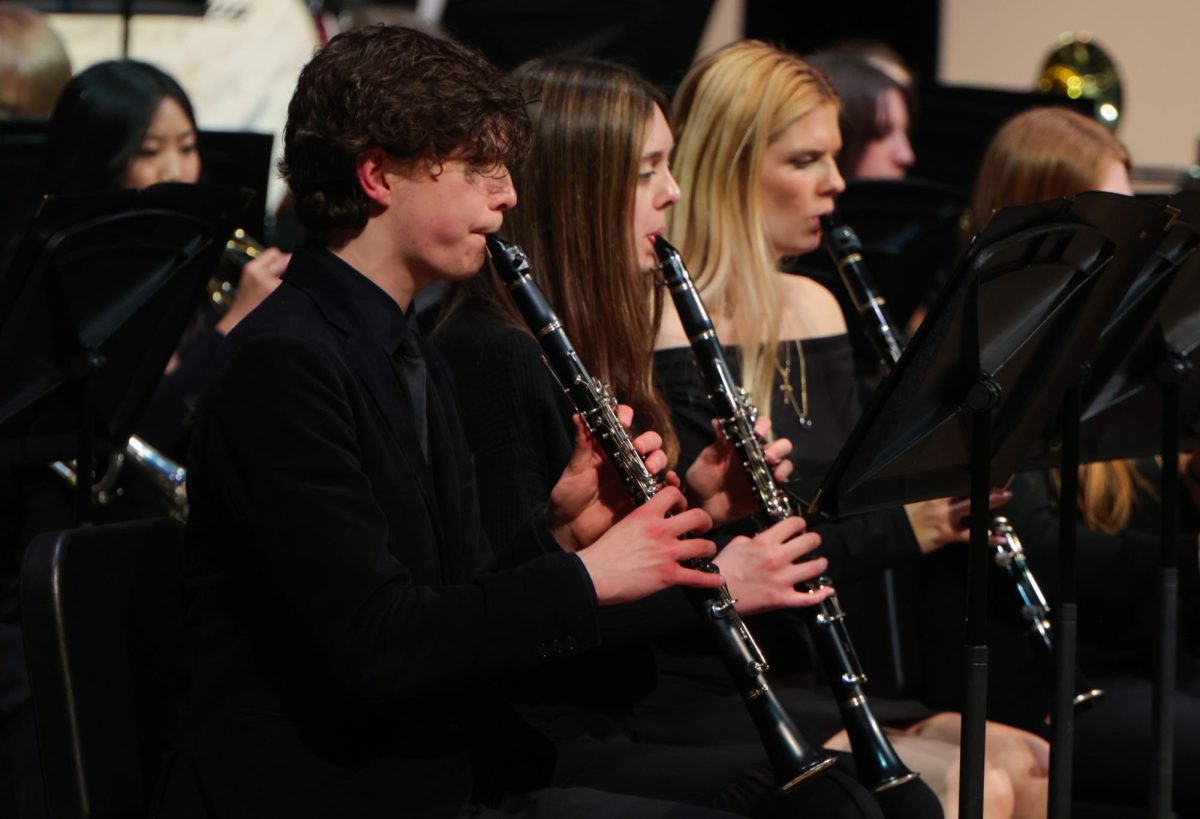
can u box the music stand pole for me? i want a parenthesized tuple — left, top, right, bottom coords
(961, 378, 1000, 819)
(1151, 351, 1188, 817)
(1048, 379, 1082, 819)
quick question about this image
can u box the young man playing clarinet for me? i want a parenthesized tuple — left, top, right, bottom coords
(156, 25, 736, 819)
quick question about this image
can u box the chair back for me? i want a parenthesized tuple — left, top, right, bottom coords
(21, 517, 185, 819)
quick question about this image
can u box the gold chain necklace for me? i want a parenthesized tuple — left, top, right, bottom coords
(775, 340, 812, 430)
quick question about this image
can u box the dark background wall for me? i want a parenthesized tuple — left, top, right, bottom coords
(745, 1, 940, 84)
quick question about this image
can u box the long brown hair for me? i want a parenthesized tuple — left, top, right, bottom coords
(968, 106, 1129, 235)
(440, 57, 678, 461)
(970, 106, 1144, 531)
(669, 40, 838, 419)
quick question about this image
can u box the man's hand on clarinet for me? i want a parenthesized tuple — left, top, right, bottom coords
(576, 487, 722, 605)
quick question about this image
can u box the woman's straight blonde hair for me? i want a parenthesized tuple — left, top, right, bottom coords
(669, 40, 838, 417)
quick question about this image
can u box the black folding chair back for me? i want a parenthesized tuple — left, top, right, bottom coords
(21, 518, 184, 819)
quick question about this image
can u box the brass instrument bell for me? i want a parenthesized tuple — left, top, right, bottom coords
(208, 228, 265, 312)
(1036, 32, 1123, 130)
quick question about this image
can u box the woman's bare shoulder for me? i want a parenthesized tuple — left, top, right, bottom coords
(777, 273, 847, 339)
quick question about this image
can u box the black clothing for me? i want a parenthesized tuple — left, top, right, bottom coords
(1008, 465, 1200, 678)
(917, 462, 1200, 812)
(652, 336, 931, 707)
(654, 336, 923, 586)
(434, 303, 935, 818)
(159, 248, 618, 818)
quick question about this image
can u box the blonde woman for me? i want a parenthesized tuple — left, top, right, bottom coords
(657, 40, 1048, 819)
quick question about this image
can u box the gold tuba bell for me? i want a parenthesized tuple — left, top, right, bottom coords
(1035, 32, 1123, 131)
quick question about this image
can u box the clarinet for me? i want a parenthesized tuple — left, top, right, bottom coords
(819, 213, 1104, 710)
(486, 235, 837, 792)
(990, 516, 1104, 708)
(819, 213, 903, 367)
(654, 235, 919, 793)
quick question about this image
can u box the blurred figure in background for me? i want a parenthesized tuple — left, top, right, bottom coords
(0, 2, 71, 119)
(807, 45, 915, 181)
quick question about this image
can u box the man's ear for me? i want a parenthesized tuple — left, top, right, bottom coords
(355, 147, 393, 208)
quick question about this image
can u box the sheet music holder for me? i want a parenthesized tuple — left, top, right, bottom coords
(808, 191, 1175, 819)
(1013, 214, 1200, 818)
(1019, 220, 1200, 467)
(0, 183, 247, 518)
(810, 192, 1174, 519)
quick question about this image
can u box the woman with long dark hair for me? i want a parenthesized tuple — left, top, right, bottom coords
(432, 57, 937, 819)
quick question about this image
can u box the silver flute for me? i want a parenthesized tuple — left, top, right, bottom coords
(655, 235, 920, 793)
(487, 234, 837, 792)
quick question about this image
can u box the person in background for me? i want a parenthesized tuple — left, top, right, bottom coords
(807, 46, 915, 181)
(0, 2, 71, 120)
(922, 104, 1200, 815)
(42, 59, 290, 459)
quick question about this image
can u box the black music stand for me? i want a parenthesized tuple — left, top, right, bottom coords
(1019, 217, 1200, 818)
(0, 182, 247, 522)
(809, 191, 1175, 819)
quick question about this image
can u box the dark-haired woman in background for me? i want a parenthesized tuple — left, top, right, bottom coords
(41, 60, 289, 457)
(806, 47, 915, 182)
(0, 61, 287, 818)
(918, 105, 1200, 814)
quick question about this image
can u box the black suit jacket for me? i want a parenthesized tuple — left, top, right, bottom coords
(159, 248, 602, 818)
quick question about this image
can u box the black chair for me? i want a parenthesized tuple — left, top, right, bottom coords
(21, 518, 185, 819)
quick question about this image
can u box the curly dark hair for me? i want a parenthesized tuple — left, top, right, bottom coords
(280, 25, 530, 246)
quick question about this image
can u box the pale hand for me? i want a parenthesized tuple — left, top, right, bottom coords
(713, 516, 833, 615)
(685, 416, 794, 528)
(215, 247, 290, 335)
(547, 405, 672, 552)
(576, 486, 722, 605)
(905, 491, 1013, 554)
